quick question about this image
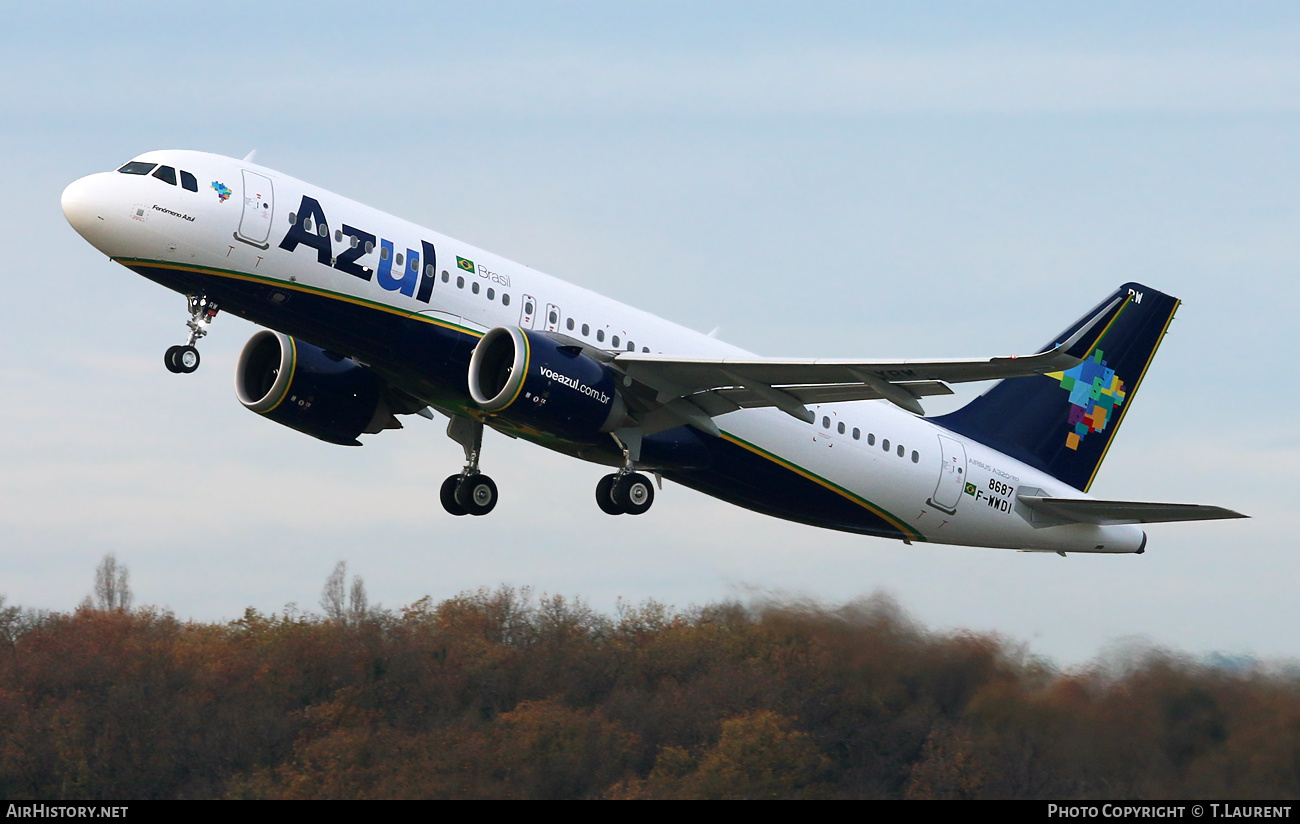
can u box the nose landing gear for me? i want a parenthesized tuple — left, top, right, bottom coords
(164, 296, 219, 374)
(164, 344, 200, 374)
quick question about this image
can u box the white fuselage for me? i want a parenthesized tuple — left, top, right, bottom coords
(62, 150, 1146, 553)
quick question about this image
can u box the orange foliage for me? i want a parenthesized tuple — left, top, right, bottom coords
(1, 587, 1298, 799)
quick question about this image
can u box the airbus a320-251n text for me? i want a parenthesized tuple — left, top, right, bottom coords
(61, 151, 1245, 555)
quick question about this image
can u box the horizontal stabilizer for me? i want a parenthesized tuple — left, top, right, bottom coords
(1017, 495, 1247, 526)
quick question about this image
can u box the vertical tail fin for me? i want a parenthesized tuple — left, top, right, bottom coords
(932, 283, 1180, 492)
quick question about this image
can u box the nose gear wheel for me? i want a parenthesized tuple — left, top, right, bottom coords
(164, 344, 200, 374)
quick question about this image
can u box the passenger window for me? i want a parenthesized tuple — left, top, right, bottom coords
(457, 276, 465, 289)
(117, 161, 157, 175)
(365, 241, 374, 254)
(627, 341, 635, 352)
(525, 300, 535, 314)
(179, 170, 198, 191)
(897, 445, 905, 457)
(304, 217, 313, 231)
(867, 433, 876, 446)
(911, 450, 919, 463)
(487, 288, 495, 300)
(596, 330, 605, 342)
(612, 335, 620, 347)
(380, 246, 389, 260)
(502, 294, 511, 306)
(566, 318, 575, 331)
(822, 416, 830, 429)
(837, 422, 845, 435)
(352, 236, 360, 249)
(852, 428, 860, 440)
(152, 165, 177, 185)
(396, 253, 404, 267)
(317, 223, 328, 237)
(642, 347, 649, 353)
(425, 264, 434, 277)
(882, 439, 890, 451)
(441, 270, 449, 282)
(289, 212, 297, 224)
(335, 229, 343, 242)
(472, 282, 480, 294)
(582, 324, 590, 336)
(549, 311, 559, 324)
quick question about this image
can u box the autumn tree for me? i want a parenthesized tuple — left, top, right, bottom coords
(91, 553, 132, 611)
(320, 561, 368, 625)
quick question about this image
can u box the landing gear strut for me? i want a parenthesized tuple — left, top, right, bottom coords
(595, 429, 655, 515)
(164, 295, 218, 374)
(440, 415, 498, 517)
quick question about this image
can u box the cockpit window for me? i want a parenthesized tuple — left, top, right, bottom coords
(152, 165, 177, 185)
(179, 170, 198, 192)
(117, 161, 157, 175)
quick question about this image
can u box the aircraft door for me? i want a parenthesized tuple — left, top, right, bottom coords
(520, 294, 537, 328)
(544, 303, 562, 332)
(235, 170, 274, 249)
(927, 433, 968, 515)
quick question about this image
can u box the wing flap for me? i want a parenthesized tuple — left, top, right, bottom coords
(712, 380, 953, 408)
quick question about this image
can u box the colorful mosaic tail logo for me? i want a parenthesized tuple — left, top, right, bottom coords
(1053, 350, 1126, 451)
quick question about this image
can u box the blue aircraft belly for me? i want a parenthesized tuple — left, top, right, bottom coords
(122, 258, 915, 541)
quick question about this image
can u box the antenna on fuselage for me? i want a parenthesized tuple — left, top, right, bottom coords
(242, 150, 257, 163)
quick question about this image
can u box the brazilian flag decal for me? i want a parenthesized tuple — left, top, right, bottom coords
(964, 482, 977, 496)
(457, 256, 475, 274)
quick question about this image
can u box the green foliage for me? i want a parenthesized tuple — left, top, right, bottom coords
(0, 586, 1298, 799)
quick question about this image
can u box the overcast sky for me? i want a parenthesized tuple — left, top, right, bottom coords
(1, 2, 1295, 667)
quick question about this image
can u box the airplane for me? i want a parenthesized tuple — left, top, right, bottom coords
(61, 150, 1245, 555)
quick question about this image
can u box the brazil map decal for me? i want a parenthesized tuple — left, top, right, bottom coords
(1051, 349, 1127, 451)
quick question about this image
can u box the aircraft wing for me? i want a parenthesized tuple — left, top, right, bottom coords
(1016, 496, 1248, 526)
(609, 294, 1126, 429)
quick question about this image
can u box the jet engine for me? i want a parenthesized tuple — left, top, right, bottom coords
(468, 326, 628, 438)
(235, 330, 399, 445)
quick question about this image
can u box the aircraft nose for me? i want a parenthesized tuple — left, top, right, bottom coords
(62, 173, 119, 250)
(62, 175, 102, 234)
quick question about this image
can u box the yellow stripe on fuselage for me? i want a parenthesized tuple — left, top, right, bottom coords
(114, 258, 487, 339)
(719, 431, 923, 542)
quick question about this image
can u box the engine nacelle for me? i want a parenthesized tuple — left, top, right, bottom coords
(468, 326, 627, 438)
(235, 330, 392, 446)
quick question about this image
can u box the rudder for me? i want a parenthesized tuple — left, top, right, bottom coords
(932, 283, 1180, 492)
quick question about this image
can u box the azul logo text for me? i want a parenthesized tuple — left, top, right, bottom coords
(278, 195, 437, 303)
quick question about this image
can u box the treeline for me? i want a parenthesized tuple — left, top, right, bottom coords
(1, 586, 1298, 799)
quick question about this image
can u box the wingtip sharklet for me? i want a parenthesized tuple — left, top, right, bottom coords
(1059, 294, 1128, 360)
(986, 295, 1126, 376)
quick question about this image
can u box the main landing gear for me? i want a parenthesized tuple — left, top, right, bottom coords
(164, 295, 219, 374)
(434, 417, 656, 518)
(440, 415, 498, 517)
(595, 471, 655, 515)
(595, 431, 655, 516)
